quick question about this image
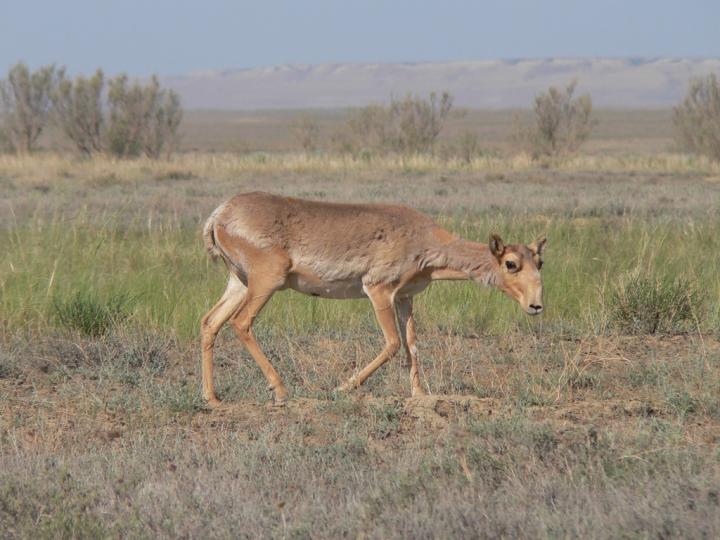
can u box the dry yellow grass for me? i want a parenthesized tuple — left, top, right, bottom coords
(2, 151, 719, 185)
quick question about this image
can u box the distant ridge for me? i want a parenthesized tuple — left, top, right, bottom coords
(163, 58, 720, 110)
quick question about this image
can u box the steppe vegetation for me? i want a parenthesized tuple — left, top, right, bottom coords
(0, 63, 181, 158)
(673, 73, 720, 161)
(512, 80, 595, 157)
(1, 67, 720, 537)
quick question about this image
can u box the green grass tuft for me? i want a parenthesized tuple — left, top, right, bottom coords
(53, 291, 131, 337)
(609, 269, 699, 334)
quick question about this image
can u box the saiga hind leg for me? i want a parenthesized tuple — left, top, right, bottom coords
(230, 278, 289, 405)
(200, 275, 248, 406)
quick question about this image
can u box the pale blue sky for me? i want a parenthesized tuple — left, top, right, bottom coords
(1, 0, 718, 75)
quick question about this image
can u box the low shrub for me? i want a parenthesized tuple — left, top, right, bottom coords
(609, 269, 699, 334)
(513, 80, 595, 157)
(53, 291, 131, 337)
(673, 73, 720, 161)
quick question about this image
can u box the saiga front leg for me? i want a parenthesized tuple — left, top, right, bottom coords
(396, 296, 427, 397)
(337, 283, 401, 392)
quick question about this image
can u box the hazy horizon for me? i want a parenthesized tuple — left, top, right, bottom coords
(163, 57, 720, 110)
(2, 1, 718, 77)
(183, 54, 720, 75)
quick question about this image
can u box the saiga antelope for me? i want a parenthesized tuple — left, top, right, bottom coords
(201, 191, 546, 406)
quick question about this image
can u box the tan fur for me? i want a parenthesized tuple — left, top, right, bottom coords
(201, 191, 546, 405)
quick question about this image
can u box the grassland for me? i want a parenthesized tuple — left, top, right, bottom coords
(38, 108, 675, 155)
(2, 109, 720, 538)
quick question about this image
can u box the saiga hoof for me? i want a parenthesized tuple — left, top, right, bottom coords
(334, 379, 356, 394)
(411, 386, 428, 397)
(269, 384, 289, 406)
(205, 396, 223, 408)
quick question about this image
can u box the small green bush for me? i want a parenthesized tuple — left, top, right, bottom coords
(665, 388, 699, 418)
(335, 91, 453, 155)
(51, 69, 105, 156)
(513, 80, 595, 157)
(52, 70, 182, 158)
(53, 291, 130, 337)
(673, 73, 720, 161)
(609, 269, 699, 334)
(0, 62, 57, 154)
(291, 114, 321, 152)
(369, 401, 403, 439)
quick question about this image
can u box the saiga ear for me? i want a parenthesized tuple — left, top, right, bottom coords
(489, 233, 505, 260)
(530, 236, 547, 256)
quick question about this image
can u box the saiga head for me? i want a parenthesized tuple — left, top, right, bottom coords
(488, 233, 547, 315)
